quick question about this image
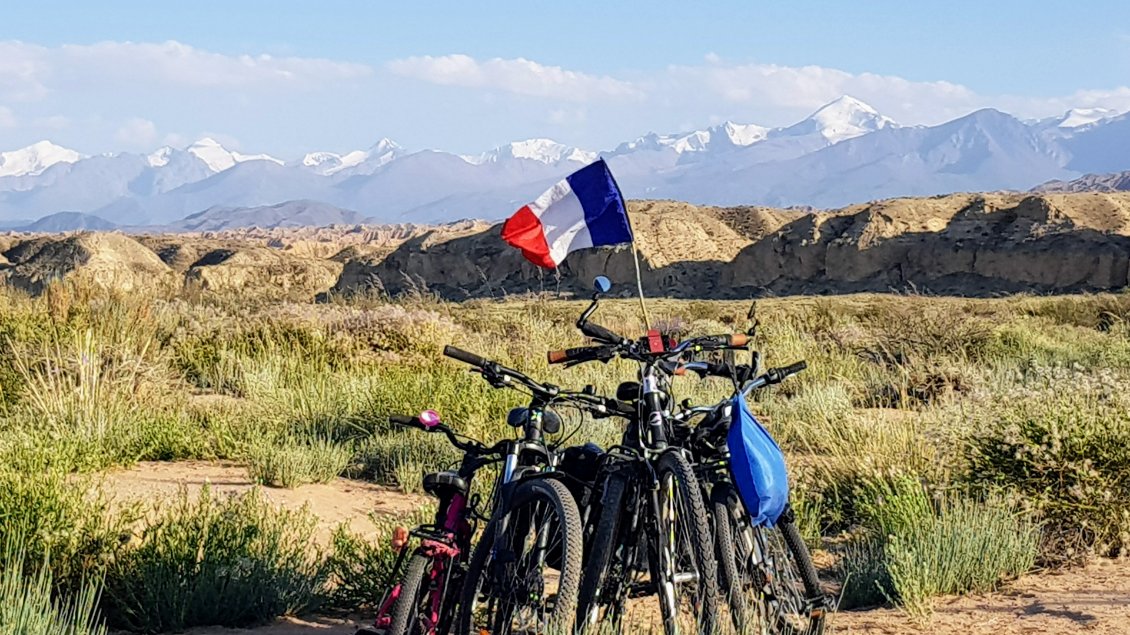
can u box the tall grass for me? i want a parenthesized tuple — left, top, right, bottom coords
(0, 538, 106, 635)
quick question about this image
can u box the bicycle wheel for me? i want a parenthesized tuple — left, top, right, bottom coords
(387, 551, 437, 635)
(576, 468, 630, 630)
(712, 482, 760, 632)
(723, 490, 827, 635)
(655, 451, 720, 635)
(456, 477, 583, 635)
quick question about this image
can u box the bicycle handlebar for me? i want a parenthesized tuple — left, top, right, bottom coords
(578, 320, 624, 344)
(443, 345, 491, 368)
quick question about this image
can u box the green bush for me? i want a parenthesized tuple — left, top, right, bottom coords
(966, 374, 1130, 560)
(836, 479, 1037, 616)
(101, 487, 327, 632)
(323, 509, 433, 610)
(0, 467, 132, 592)
(246, 435, 353, 488)
(0, 537, 106, 635)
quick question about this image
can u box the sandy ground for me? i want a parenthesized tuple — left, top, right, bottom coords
(100, 460, 424, 543)
(103, 461, 1130, 634)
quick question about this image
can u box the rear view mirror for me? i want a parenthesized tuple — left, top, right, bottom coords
(593, 276, 612, 294)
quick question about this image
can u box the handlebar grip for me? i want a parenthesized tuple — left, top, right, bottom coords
(729, 333, 750, 347)
(443, 345, 491, 368)
(580, 321, 622, 344)
(547, 347, 598, 365)
(389, 414, 419, 427)
(780, 360, 807, 376)
(766, 360, 807, 384)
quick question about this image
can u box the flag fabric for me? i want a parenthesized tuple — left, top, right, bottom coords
(501, 158, 633, 269)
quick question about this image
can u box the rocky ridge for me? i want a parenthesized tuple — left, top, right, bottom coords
(3, 192, 1130, 300)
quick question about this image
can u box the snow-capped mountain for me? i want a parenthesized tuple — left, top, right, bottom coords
(0, 141, 85, 177)
(464, 139, 597, 165)
(777, 95, 897, 144)
(301, 138, 402, 176)
(1042, 107, 1120, 130)
(3, 97, 1130, 227)
(186, 138, 283, 173)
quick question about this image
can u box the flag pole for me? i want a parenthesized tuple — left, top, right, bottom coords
(606, 161, 651, 331)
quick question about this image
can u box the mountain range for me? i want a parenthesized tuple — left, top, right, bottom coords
(1, 96, 1128, 228)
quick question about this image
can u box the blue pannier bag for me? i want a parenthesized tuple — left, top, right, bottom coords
(726, 393, 789, 527)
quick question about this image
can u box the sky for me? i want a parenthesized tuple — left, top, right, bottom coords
(2, 1, 1129, 158)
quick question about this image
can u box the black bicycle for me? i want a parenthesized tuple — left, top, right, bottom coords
(442, 345, 611, 635)
(673, 357, 830, 634)
(545, 278, 726, 635)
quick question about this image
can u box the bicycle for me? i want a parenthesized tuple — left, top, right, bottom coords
(442, 345, 594, 635)
(673, 358, 830, 634)
(362, 409, 506, 635)
(545, 277, 728, 635)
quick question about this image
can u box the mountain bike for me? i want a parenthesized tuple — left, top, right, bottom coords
(545, 277, 726, 635)
(442, 345, 596, 635)
(673, 358, 830, 634)
(362, 409, 506, 635)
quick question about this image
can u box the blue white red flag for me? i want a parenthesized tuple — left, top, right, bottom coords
(501, 159, 633, 269)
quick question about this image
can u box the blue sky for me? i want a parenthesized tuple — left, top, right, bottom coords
(2, 1, 1129, 157)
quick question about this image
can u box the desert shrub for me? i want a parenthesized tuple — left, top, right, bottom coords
(0, 467, 132, 592)
(101, 488, 326, 632)
(355, 431, 460, 486)
(323, 509, 432, 610)
(965, 370, 1130, 560)
(837, 478, 1037, 615)
(245, 435, 353, 488)
(0, 536, 107, 635)
(863, 301, 994, 366)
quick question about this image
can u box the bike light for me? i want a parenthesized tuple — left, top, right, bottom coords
(390, 525, 409, 551)
(418, 409, 441, 429)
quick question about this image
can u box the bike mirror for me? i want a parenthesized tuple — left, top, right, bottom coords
(593, 276, 612, 294)
(418, 409, 442, 430)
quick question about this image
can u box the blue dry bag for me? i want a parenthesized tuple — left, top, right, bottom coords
(726, 393, 789, 527)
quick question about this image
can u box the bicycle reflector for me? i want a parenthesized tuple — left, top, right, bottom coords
(727, 394, 789, 527)
(391, 525, 409, 552)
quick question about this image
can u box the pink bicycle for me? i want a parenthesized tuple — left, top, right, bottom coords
(362, 409, 503, 635)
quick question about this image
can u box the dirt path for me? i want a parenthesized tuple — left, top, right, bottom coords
(101, 461, 1130, 634)
(99, 460, 425, 543)
(833, 557, 1130, 634)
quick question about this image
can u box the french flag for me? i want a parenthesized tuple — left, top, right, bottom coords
(501, 159, 633, 269)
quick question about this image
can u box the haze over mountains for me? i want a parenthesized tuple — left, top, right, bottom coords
(1, 96, 1128, 229)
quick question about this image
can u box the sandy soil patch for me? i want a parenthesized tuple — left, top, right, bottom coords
(100, 460, 425, 543)
(833, 557, 1130, 634)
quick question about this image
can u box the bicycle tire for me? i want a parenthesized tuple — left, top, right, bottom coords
(712, 482, 758, 632)
(456, 477, 584, 635)
(726, 494, 827, 635)
(576, 468, 630, 629)
(387, 551, 433, 635)
(655, 451, 720, 635)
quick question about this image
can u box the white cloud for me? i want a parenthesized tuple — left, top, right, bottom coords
(387, 54, 642, 102)
(114, 117, 159, 148)
(660, 61, 981, 125)
(0, 39, 372, 100)
(0, 106, 15, 128)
